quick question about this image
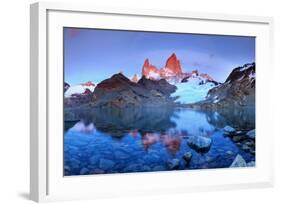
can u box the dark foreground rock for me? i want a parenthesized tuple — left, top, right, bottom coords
(187, 136, 212, 153)
(183, 152, 192, 165)
(223, 126, 236, 136)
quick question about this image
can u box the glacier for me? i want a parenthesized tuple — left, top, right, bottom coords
(171, 77, 216, 104)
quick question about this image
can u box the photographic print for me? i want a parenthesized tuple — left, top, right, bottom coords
(63, 28, 255, 176)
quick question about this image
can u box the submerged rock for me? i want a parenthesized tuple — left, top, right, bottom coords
(152, 165, 166, 171)
(182, 152, 192, 164)
(79, 167, 89, 175)
(226, 150, 234, 155)
(223, 126, 236, 136)
(187, 136, 212, 153)
(246, 129, 255, 139)
(99, 159, 115, 170)
(167, 159, 180, 169)
(230, 154, 247, 168)
(232, 135, 245, 142)
(247, 161, 255, 167)
(124, 164, 141, 172)
(242, 144, 251, 151)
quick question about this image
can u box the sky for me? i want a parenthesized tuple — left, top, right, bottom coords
(64, 27, 255, 85)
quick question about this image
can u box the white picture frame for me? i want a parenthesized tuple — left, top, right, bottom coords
(30, 2, 274, 202)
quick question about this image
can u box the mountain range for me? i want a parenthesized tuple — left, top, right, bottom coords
(64, 53, 255, 109)
(141, 53, 215, 84)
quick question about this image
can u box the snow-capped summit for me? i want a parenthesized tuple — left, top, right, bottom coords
(65, 81, 96, 97)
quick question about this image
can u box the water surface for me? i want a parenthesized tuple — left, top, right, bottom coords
(64, 107, 255, 176)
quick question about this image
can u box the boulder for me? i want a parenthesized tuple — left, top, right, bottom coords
(183, 152, 192, 164)
(79, 167, 89, 175)
(246, 129, 255, 139)
(187, 136, 212, 153)
(247, 161, 255, 167)
(230, 154, 247, 168)
(99, 159, 115, 170)
(223, 126, 236, 136)
(167, 159, 180, 169)
(232, 135, 245, 142)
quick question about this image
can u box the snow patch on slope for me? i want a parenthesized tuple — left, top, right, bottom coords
(65, 84, 95, 97)
(171, 77, 216, 104)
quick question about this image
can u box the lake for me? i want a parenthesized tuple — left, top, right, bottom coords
(64, 106, 255, 176)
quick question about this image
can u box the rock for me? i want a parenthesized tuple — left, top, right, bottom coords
(230, 154, 247, 167)
(89, 155, 100, 165)
(182, 152, 192, 164)
(250, 149, 255, 155)
(64, 82, 70, 92)
(91, 169, 105, 174)
(223, 126, 236, 136)
(165, 53, 182, 75)
(138, 76, 177, 95)
(64, 165, 70, 172)
(246, 129, 255, 139)
(242, 144, 250, 151)
(245, 141, 253, 146)
(79, 167, 89, 175)
(142, 165, 152, 172)
(131, 74, 139, 83)
(187, 136, 212, 153)
(152, 166, 165, 171)
(124, 164, 140, 172)
(247, 161, 255, 167)
(198, 63, 255, 108)
(142, 53, 183, 81)
(232, 135, 245, 142)
(99, 159, 115, 170)
(92, 73, 175, 108)
(115, 151, 129, 160)
(226, 150, 234, 155)
(235, 131, 245, 136)
(69, 158, 80, 169)
(167, 159, 180, 169)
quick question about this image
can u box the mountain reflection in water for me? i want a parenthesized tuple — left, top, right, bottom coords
(64, 107, 255, 176)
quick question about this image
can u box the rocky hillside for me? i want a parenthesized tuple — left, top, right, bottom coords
(66, 73, 177, 108)
(191, 63, 255, 109)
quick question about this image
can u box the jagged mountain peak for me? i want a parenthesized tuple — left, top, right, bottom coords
(165, 53, 182, 74)
(225, 62, 255, 83)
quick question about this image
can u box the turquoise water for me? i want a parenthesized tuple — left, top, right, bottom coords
(64, 107, 255, 176)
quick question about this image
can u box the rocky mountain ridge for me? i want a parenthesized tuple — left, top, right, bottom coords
(141, 53, 216, 84)
(188, 63, 255, 109)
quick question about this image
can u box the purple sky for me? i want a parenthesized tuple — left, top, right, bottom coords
(64, 27, 255, 85)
